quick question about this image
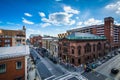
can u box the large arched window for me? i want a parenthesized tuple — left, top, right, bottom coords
(84, 43, 91, 53)
(77, 46, 81, 55)
(71, 58, 74, 64)
(72, 49, 74, 54)
(97, 42, 101, 51)
(71, 46, 75, 54)
(93, 44, 96, 52)
(78, 58, 81, 64)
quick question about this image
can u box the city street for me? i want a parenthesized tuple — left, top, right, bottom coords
(30, 48, 69, 79)
(95, 53, 120, 80)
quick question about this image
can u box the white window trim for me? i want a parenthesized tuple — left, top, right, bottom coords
(16, 61, 22, 70)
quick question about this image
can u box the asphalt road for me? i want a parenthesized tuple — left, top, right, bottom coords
(95, 54, 120, 79)
(82, 71, 107, 80)
(31, 48, 68, 78)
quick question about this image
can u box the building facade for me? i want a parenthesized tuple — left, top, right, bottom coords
(0, 46, 29, 80)
(30, 34, 42, 48)
(49, 38, 58, 58)
(58, 32, 108, 66)
(58, 17, 120, 50)
(0, 26, 26, 47)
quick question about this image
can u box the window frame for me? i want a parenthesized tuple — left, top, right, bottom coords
(0, 64, 6, 74)
(16, 61, 22, 70)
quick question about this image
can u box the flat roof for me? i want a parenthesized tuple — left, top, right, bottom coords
(0, 45, 29, 60)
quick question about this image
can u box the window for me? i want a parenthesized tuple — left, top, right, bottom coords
(15, 76, 23, 80)
(72, 49, 74, 54)
(63, 48, 68, 53)
(16, 61, 22, 69)
(77, 46, 81, 55)
(84, 43, 91, 53)
(78, 59, 81, 64)
(71, 58, 74, 64)
(97, 42, 101, 51)
(0, 64, 6, 73)
(93, 44, 96, 52)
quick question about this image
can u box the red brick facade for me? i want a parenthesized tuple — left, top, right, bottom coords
(58, 39, 108, 66)
(0, 56, 25, 80)
(30, 35, 42, 48)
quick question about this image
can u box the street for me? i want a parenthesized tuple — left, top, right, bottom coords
(30, 48, 69, 79)
(95, 53, 120, 80)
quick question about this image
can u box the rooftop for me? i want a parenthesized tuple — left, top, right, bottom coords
(65, 32, 106, 40)
(0, 45, 30, 60)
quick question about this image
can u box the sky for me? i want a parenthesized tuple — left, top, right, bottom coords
(0, 0, 120, 38)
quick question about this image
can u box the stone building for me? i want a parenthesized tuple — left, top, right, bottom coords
(58, 32, 109, 66)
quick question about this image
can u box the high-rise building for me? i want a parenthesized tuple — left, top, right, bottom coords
(0, 26, 26, 47)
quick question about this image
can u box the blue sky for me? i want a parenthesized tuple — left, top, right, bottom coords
(0, 0, 120, 38)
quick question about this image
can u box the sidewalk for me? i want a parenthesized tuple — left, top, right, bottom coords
(27, 57, 40, 80)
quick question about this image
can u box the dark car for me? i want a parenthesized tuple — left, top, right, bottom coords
(111, 68, 119, 75)
(85, 67, 92, 72)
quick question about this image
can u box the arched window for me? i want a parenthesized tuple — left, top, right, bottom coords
(77, 46, 81, 55)
(71, 46, 75, 54)
(93, 44, 96, 52)
(72, 49, 74, 54)
(84, 43, 91, 53)
(72, 58, 74, 64)
(78, 58, 81, 64)
(97, 42, 101, 51)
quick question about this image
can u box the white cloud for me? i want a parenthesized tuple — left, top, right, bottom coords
(63, 6, 80, 14)
(41, 12, 75, 26)
(115, 21, 120, 25)
(39, 12, 45, 17)
(41, 23, 51, 28)
(24, 13, 32, 17)
(105, 1, 120, 15)
(76, 17, 79, 19)
(83, 18, 102, 26)
(77, 22, 82, 26)
(22, 18, 34, 24)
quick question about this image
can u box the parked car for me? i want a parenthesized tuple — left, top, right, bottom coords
(96, 61, 102, 66)
(91, 64, 97, 69)
(111, 68, 119, 75)
(85, 67, 92, 72)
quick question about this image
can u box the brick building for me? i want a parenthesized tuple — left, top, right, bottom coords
(30, 34, 42, 48)
(58, 17, 120, 50)
(58, 32, 109, 66)
(0, 46, 29, 80)
(0, 26, 26, 47)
